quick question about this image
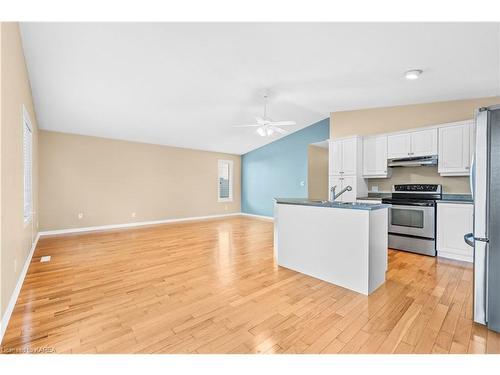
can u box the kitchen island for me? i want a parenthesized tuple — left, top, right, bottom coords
(274, 198, 389, 295)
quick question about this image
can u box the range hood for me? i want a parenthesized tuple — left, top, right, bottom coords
(387, 155, 438, 167)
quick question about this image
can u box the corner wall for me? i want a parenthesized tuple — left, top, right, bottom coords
(241, 119, 330, 217)
(1, 22, 39, 319)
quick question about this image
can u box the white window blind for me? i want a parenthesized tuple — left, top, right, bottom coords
(218, 160, 233, 202)
(23, 108, 33, 223)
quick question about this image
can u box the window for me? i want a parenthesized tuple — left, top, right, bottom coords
(23, 106, 33, 223)
(218, 160, 233, 202)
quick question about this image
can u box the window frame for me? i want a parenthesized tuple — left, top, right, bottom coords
(23, 105, 33, 225)
(217, 159, 234, 203)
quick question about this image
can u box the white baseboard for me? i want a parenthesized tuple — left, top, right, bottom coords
(0, 233, 40, 344)
(240, 212, 274, 221)
(438, 251, 473, 263)
(39, 212, 244, 237)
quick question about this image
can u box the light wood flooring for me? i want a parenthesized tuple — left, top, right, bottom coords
(1, 216, 500, 354)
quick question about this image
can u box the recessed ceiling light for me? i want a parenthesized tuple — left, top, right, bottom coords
(405, 69, 423, 80)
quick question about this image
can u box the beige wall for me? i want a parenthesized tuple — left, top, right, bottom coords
(1, 23, 39, 318)
(308, 145, 328, 200)
(330, 96, 500, 193)
(39, 131, 241, 231)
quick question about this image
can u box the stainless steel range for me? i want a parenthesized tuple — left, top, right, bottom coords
(382, 184, 442, 256)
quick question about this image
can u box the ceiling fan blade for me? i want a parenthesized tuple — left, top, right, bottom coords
(268, 120, 296, 126)
(232, 124, 261, 127)
(272, 126, 288, 134)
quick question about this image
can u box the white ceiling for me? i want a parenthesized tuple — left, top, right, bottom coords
(20, 23, 500, 155)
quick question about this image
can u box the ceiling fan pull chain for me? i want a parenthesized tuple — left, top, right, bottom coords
(263, 93, 268, 120)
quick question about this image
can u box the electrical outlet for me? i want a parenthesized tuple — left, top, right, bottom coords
(131, 212, 136, 218)
(40, 256, 51, 263)
(78, 213, 83, 219)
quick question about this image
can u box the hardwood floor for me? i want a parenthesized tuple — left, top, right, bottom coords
(1, 216, 499, 354)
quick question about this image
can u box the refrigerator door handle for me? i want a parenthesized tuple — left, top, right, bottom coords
(470, 154, 475, 201)
(475, 237, 490, 243)
(464, 233, 475, 247)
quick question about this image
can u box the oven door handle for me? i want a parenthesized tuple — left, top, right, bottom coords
(385, 202, 435, 207)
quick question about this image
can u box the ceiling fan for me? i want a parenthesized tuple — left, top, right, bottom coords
(233, 93, 296, 136)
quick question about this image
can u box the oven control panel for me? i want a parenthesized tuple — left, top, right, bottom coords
(393, 184, 442, 193)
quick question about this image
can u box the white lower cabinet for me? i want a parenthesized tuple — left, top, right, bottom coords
(437, 202, 473, 262)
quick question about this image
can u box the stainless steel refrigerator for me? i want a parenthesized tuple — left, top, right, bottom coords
(464, 104, 500, 333)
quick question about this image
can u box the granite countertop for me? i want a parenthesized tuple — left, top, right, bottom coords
(274, 198, 390, 211)
(439, 194, 473, 204)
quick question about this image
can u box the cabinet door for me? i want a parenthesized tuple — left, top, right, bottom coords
(387, 133, 411, 159)
(329, 140, 343, 175)
(437, 203, 473, 262)
(341, 138, 357, 175)
(340, 175, 357, 202)
(438, 124, 470, 175)
(410, 129, 438, 157)
(363, 136, 387, 177)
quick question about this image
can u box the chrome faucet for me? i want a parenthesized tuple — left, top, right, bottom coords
(329, 185, 337, 202)
(330, 185, 352, 201)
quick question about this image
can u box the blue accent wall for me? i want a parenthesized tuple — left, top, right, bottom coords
(241, 118, 330, 217)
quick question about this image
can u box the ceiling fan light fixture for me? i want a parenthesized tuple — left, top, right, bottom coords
(405, 69, 423, 80)
(233, 92, 295, 136)
(256, 127, 267, 137)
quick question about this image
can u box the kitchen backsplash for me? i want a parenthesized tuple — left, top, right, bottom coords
(368, 166, 470, 194)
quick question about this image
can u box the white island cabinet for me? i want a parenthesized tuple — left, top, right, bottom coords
(274, 199, 389, 295)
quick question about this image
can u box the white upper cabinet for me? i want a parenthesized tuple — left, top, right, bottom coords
(438, 121, 475, 176)
(387, 129, 437, 159)
(387, 133, 411, 159)
(329, 140, 343, 175)
(362, 135, 388, 178)
(341, 138, 357, 175)
(411, 129, 438, 157)
(329, 137, 360, 176)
